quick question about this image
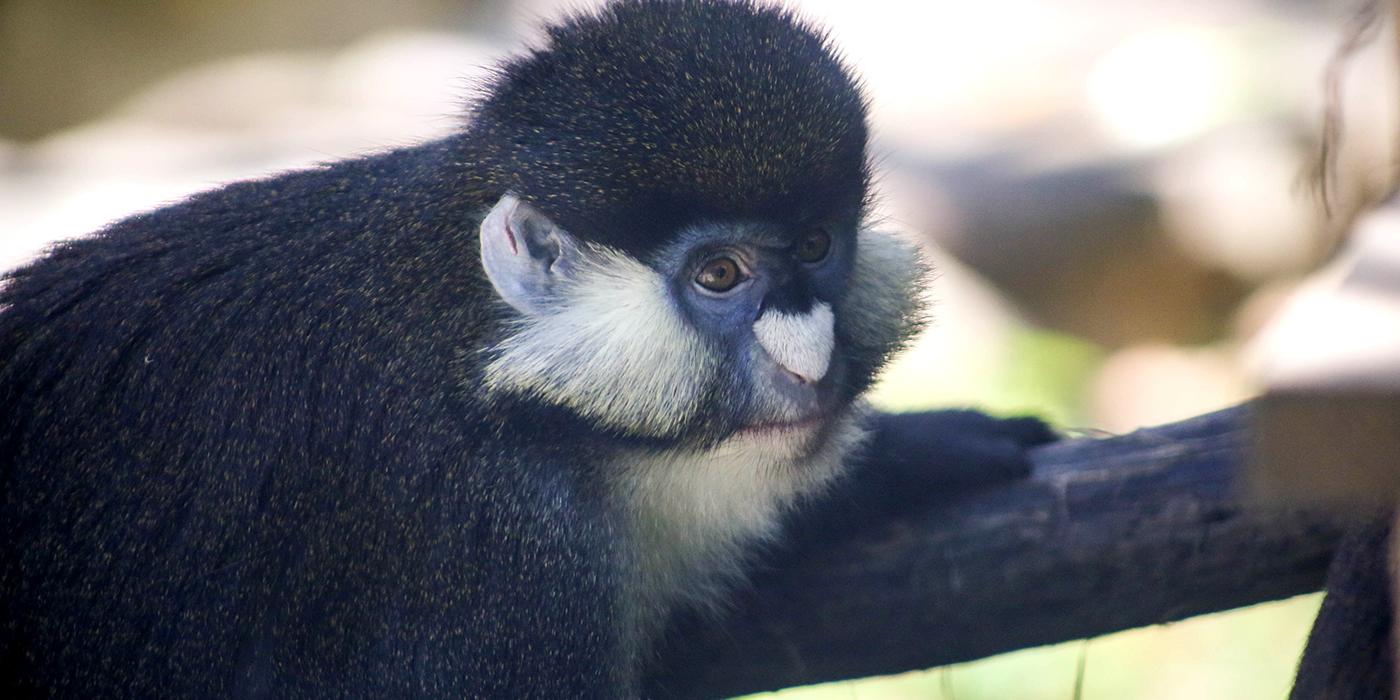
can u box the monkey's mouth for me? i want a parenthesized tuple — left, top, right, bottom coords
(736, 410, 831, 437)
(736, 344, 848, 442)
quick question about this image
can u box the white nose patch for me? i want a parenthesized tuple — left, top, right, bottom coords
(752, 302, 835, 383)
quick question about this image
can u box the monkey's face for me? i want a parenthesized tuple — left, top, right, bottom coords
(468, 1, 922, 452)
(479, 195, 925, 452)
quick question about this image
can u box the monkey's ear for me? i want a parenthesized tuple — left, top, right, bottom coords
(479, 194, 581, 316)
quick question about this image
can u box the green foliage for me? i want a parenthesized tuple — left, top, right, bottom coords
(868, 326, 1103, 427)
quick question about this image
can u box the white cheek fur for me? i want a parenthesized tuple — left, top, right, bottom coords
(482, 245, 717, 437)
(840, 229, 929, 357)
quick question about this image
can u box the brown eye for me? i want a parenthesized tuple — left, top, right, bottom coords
(695, 257, 744, 293)
(796, 229, 832, 263)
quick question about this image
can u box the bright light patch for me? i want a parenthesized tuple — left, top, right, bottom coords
(1086, 28, 1240, 150)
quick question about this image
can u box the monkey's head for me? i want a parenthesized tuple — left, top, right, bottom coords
(472, 0, 925, 451)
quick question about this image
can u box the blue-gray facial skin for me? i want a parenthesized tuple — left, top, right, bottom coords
(652, 216, 861, 441)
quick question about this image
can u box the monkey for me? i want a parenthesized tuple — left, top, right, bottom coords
(0, 1, 1054, 697)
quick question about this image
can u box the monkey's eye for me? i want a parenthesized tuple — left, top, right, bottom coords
(695, 257, 745, 293)
(795, 229, 832, 264)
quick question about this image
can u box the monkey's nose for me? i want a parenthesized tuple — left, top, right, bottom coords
(752, 302, 834, 384)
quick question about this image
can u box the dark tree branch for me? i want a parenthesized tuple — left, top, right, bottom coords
(644, 405, 1349, 699)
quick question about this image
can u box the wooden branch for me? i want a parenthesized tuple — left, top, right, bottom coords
(644, 405, 1349, 699)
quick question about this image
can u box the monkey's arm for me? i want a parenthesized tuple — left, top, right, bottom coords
(785, 410, 1057, 545)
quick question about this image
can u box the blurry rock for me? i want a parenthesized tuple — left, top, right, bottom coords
(1154, 124, 1322, 281)
(1247, 195, 1400, 505)
(0, 139, 16, 171)
(891, 153, 1251, 348)
(0, 33, 498, 273)
(0, 0, 489, 141)
(1233, 278, 1306, 342)
(1249, 201, 1400, 391)
(113, 32, 495, 143)
(1089, 344, 1254, 434)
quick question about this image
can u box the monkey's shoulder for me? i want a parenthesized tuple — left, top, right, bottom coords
(20, 139, 476, 288)
(0, 137, 508, 485)
(3, 139, 490, 376)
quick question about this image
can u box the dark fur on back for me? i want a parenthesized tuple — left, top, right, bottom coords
(467, 0, 871, 255)
(0, 140, 627, 697)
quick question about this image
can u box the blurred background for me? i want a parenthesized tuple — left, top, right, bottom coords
(1, 0, 1395, 697)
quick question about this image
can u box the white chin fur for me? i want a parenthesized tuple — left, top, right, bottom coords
(752, 302, 834, 383)
(611, 404, 870, 645)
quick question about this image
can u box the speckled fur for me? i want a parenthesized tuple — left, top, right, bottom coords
(465, 0, 871, 256)
(0, 2, 920, 698)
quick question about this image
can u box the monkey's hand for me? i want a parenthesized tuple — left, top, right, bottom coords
(783, 410, 1057, 547)
(867, 409, 1057, 504)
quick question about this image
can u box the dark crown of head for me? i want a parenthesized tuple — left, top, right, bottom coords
(467, 0, 871, 254)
